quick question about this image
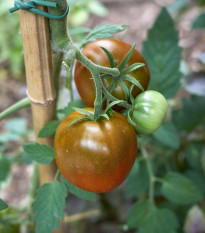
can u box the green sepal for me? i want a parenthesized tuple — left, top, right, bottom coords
(96, 113, 110, 122)
(100, 46, 115, 68)
(68, 117, 91, 128)
(121, 63, 145, 75)
(104, 100, 129, 114)
(118, 43, 136, 70)
(118, 79, 129, 101)
(127, 108, 137, 128)
(102, 86, 131, 109)
(72, 107, 94, 120)
(102, 80, 117, 103)
(123, 75, 144, 91)
(129, 84, 135, 105)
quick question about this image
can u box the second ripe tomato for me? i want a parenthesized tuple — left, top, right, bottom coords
(74, 38, 150, 107)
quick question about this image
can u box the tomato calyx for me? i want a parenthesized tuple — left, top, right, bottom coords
(100, 44, 145, 102)
(68, 99, 129, 128)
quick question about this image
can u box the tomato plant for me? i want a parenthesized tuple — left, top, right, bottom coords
(74, 38, 150, 107)
(54, 108, 137, 193)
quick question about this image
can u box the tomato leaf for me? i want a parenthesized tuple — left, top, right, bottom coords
(100, 46, 115, 68)
(172, 95, 205, 132)
(124, 160, 149, 199)
(23, 143, 54, 164)
(192, 13, 205, 29)
(185, 170, 205, 194)
(0, 199, 8, 211)
(185, 142, 204, 171)
(142, 8, 182, 99)
(38, 120, 60, 138)
(126, 199, 179, 233)
(61, 176, 96, 201)
(80, 24, 128, 48)
(118, 43, 136, 71)
(58, 99, 85, 117)
(33, 181, 67, 233)
(161, 172, 203, 205)
(153, 122, 180, 149)
(0, 156, 11, 183)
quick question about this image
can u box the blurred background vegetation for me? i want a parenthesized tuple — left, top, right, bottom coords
(0, 0, 205, 233)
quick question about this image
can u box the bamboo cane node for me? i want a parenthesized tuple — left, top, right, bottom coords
(26, 89, 56, 107)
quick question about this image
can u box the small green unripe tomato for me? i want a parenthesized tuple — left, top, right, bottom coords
(128, 90, 168, 135)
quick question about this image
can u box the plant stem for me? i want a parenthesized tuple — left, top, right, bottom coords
(141, 147, 155, 204)
(75, 48, 119, 118)
(48, 0, 120, 119)
(0, 98, 30, 121)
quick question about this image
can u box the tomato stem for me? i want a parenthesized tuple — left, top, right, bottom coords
(0, 98, 30, 121)
(141, 146, 155, 204)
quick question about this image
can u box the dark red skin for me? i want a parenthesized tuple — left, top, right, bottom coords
(54, 108, 137, 193)
(74, 38, 150, 107)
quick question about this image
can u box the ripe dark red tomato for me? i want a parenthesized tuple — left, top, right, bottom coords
(74, 38, 150, 107)
(54, 108, 137, 193)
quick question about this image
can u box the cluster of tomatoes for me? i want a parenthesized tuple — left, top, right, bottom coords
(54, 39, 167, 193)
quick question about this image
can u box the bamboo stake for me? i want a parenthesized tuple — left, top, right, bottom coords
(18, 3, 65, 232)
(19, 4, 57, 184)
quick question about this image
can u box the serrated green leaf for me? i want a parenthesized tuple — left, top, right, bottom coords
(185, 170, 205, 194)
(127, 200, 179, 233)
(69, 26, 91, 35)
(185, 142, 203, 171)
(61, 176, 96, 201)
(172, 95, 205, 132)
(0, 156, 11, 183)
(192, 13, 205, 29)
(153, 122, 180, 149)
(80, 24, 128, 47)
(38, 120, 60, 138)
(161, 172, 203, 205)
(33, 181, 67, 233)
(0, 199, 8, 211)
(124, 160, 149, 199)
(23, 143, 54, 164)
(142, 8, 182, 98)
(58, 99, 85, 117)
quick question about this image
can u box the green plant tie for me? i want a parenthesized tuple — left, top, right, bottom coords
(9, 0, 69, 19)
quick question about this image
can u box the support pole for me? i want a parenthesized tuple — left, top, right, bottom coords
(19, 4, 65, 233)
